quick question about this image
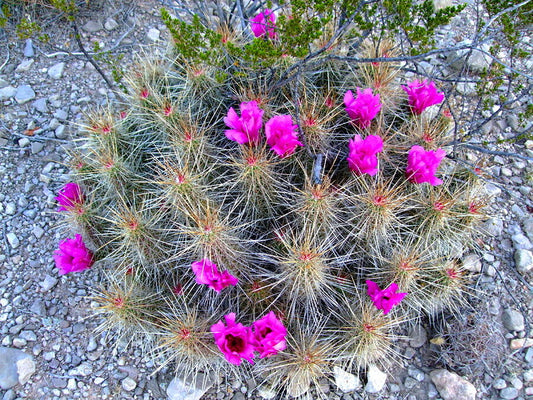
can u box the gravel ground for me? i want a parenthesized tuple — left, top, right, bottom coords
(0, 1, 532, 399)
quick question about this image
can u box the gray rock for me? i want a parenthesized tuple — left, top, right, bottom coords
(257, 385, 276, 399)
(31, 142, 45, 154)
(104, 18, 119, 31)
(6, 233, 19, 249)
(481, 218, 504, 237)
(0, 347, 35, 389)
(512, 234, 532, 250)
(55, 125, 67, 139)
(456, 82, 476, 95)
(82, 20, 103, 33)
(500, 387, 519, 399)
(48, 118, 60, 130)
(29, 300, 46, 316)
(524, 369, 533, 382)
(32, 98, 49, 113)
(523, 218, 533, 242)
(0, 77, 8, 88)
(48, 62, 65, 80)
(15, 85, 36, 104)
(409, 325, 427, 348)
(68, 362, 93, 377)
(515, 249, 533, 274)
(39, 275, 58, 292)
(23, 39, 34, 57)
(462, 254, 482, 273)
(365, 364, 387, 393)
(167, 373, 213, 400)
(19, 332, 36, 342)
(493, 378, 506, 389)
(147, 28, 160, 42)
(122, 377, 137, 391)
(15, 59, 34, 73)
(0, 86, 17, 101)
(5, 202, 16, 215)
(54, 109, 68, 120)
(32, 226, 44, 239)
(502, 308, 525, 331)
(333, 366, 361, 393)
(429, 369, 476, 400)
(433, 0, 452, 10)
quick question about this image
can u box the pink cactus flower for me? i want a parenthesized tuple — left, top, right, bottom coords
(191, 258, 238, 292)
(224, 101, 264, 144)
(366, 280, 407, 315)
(54, 234, 94, 275)
(252, 311, 287, 358)
(250, 9, 277, 39)
(344, 88, 382, 129)
(211, 313, 255, 365)
(265, 115, 303, 157)
(347, 135, 384, 176)
(56, 182, 84, 212)
(406, 145, 446, 186)
(402, 79, 445, 115)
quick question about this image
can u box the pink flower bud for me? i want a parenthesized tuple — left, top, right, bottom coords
(344, 88, 382, 129)
(366, 280, 407, 315)
(265, 115, 303, 158)
(211, 313, 255, 365)
(191, 258, 238, 292)
(54, 234, 93, 275)
(224, 101, 264, 144)
(250, 9, 277, 39)
(402, 79, 444, 115)
(347, 135, 383, 176)
(406, 145, 446, 186)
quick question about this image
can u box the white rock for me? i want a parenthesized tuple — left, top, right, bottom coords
(334, 366, 361, 393)
(33, 226, 44, 239)
(0, 86, 17, 101)
(257, 385, 277, 399)
(48, 62, 65, 79)
(515, 249, 533, 274)
(32, 98, 49, 113)
(68, 362, 93, 377)
(365, 364, 387, 393)
(16, 356, 35, 385)
(167, 373, 213, 400)
(122, 377, 137, 391)
(23, 39, 34, 57)
(15, 59, 34, 73)
(15, 85, 36, 104)
(6, 233, 19, 249)
(512, 234, 532, 250)
(5, 202, 16, 215)
(39, 275, 58, 292)
(18, 138, 30, 148)
(433, 0, 452, 10)
(430, 369, 476, 400)
(104, 17, 119, 31)
(147, 28, 160, 42)
(82, 20, 103, 33)
(462, 254, 482, 273)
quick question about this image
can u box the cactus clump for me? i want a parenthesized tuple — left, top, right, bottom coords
(56, 2, 486, 397)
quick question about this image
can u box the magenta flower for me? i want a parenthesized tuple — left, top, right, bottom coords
(55, 182, 84, 212)
(402, 79, 445, 115)
(366, 280, 407, 315)
(54, 234, 94, 275)
(191, 258, 238, 292)
(250, 9, 277, 39)
(211, 313, 255, 365)
(344, 88, 382, 129)
(252, 311, 287, 358)
(406, 145, 446, 186)
(347, 135, 384, 176)
(224, 101, 264, 144)
(265, 115, 303, 157)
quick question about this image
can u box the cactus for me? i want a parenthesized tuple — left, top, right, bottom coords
(55, 2, 486, 397)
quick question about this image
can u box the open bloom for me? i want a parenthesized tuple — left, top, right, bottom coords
(406, 145, 446, 186)
(191, 258, 238, 292)
(55, 182, 84, 212)
(347, 135, 383, 176)
(54, 234, 93, 275)
(211, 313, 255, 365)
(344, 88, 382, 129)
(250, 9, 277, 39)
(252, 311, 287, 358)
(366, 280, 407, 315)
(402, 79, 444, 114)
(265, 115, 303, 157)
(224, 101, 264, 144)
